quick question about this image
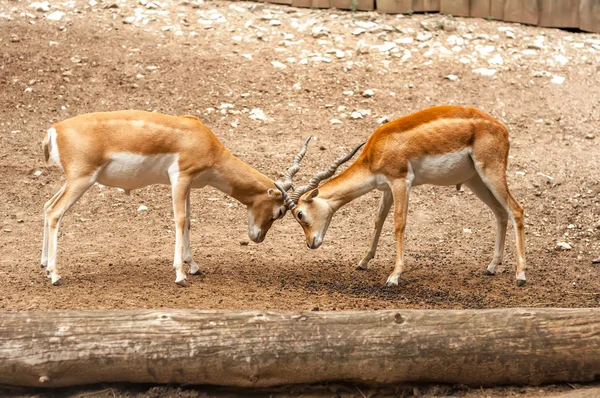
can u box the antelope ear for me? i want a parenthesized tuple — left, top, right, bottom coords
(268, 188, 282, 198)
(305, 189, 319, 202)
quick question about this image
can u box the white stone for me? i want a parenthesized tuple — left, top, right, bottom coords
(551, 75, 565, 85)
(46, 11, 65, 21)
(463, 228, 472, 233)
(377, 116, 389, 124)
(311, 26, 329, 38)
(506, 30, 515, 39)
(330, 119, 343, 125)
(352, 28, 366, 36)
(445, 74, 458, 81)
(249, 108, 269, 121)
(343, 90, 354, 96)
(416, 32, 432, 42)
(137, 205, 149, 212)
(488, 54, 504, 65)
(293, 82, 302, 90)
(395, 37, 413, 44)
(30, 2, 50, 12)
(473, 68, 496, 76)
(335, 50, 345, 59)
(362, 89, 374, 97)
(270, 19, 281, 26)
(350, 112, 363, 119)
(556, 242, 572, 251)
(271, 61, 286, 69)
(378, 42, 396, 52)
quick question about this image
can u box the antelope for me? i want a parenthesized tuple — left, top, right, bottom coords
(41, 110, 311, 287)
(276, 106, 527, 286)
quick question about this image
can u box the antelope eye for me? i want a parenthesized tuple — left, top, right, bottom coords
(278, 209, 283, 218)
(297, 211, 303, 220)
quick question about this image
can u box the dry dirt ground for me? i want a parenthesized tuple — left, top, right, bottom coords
(1, 0, 600, 396)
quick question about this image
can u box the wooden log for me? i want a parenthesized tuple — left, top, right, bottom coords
(1, 309, 599, 388)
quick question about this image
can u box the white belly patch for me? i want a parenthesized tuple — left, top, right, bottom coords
(410, 148, 476, 186)
(97, 152, 179, 190)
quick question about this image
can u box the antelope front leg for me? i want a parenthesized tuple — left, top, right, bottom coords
(171, 177, 192, 287)
(386, 179, 411, 287)
(357, 191, 393, 270)
(184, 188, 201, 276)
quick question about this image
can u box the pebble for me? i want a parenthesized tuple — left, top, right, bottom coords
(249, 108, 269, 121)
(30, 2, 50, 12)
(445, 74, 458, 81)
(46, 11, 65, 21)
(556, 242, 572, 251)
(362, 89, 374, 97)
(473, 68, 496, 76)
(271, 61, 287, 69)
(330, 119, 342, 125)
(551, 75, 565, 85)
(350, 112, 363, 119)
(137, 205, 148, 212)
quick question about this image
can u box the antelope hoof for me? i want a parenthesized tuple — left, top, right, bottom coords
(40, 263, 47, 269)
(516, 279, 527, 287)
(356, 263, 369, 271)
(52, 277, 63, 286)
(485, 268, 495, 276)
(385, 275, 400, 287)
(189, 268, 203, 276)
(176, 279, 190, 287)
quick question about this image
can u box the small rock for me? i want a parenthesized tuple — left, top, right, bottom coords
(445, 74, 458, 81)
(395, 37, 413, 44)
(271, 61, 286, 69)
(24, 87, 33, 93)
(343, 90, 354, 96)
(420, 20, 439, 31)
(362, 89, 374, 97)
(335, 50, 345, 59)
(137, 205, 149, 212)
(330, 119, 343, 125)
(46, 11, 65, 22)
(377, 116, 389, 124)
(556, 242, 572, 251)
(249, 108, 269, 121)
(352, 28, 365, 36)
(567, 224, 575, 230)
(551, 75, 565, 85)
(350, 112, 363, 120)
(416, 32, 432, 42)
(123, 16, 135, 24)
(17, 219, 24, 224)
(488, 54, 503, 65)
(463, 228, 472, 233)
(30, 2, 50, 12)
(269, 19, 281, 26)
(311, 26, 329, 38)
(240, 241, 249, 246)
(506, 30, 515, 39)
(292, 82, 302, 90)
(585, 134, 595, 139)
(473, 68, 496, 77)
(377, 42, 396, 52)
(3, 229, 12, 233)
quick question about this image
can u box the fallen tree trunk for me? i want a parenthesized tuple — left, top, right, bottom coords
(0, 308, 599, 388)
